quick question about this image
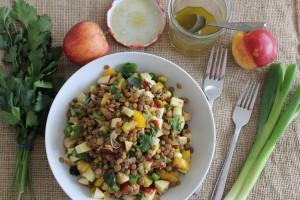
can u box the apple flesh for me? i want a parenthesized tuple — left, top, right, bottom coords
(232, 28, 278, 70)
(63, 21, 109, 66)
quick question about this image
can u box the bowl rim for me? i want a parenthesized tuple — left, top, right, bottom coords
(45, 52, 216, 200)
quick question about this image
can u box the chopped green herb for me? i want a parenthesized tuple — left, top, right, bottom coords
(93, 113, 103, 124)
(70, 107, 80, 116)
(129, 175, 139, 184)
(149, 73, 158, 81)
(171, 115, 182, 132)
(120, 63, 137, 78)
(150, 172, 160, 181)
(127, 76, 141, 88)
(129, 146, 137, 158)
(99, 125, 109, 135)
(72, 125, 81, 137)
(108, 84, 121, 100)
(104, 172, 120, 192)
(137, 134, 153, 153)
(76, 152, 90, 160)
(64, 123, 73, 136)
(149, 127, 158, 137)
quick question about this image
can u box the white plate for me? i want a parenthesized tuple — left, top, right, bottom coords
(45, 52, 215, 200)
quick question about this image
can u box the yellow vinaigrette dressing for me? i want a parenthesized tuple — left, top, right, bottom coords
(175, 7, 219, 35)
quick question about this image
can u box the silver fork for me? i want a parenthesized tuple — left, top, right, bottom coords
(202, 47, 228, 108)
(210, 80, 260, 200)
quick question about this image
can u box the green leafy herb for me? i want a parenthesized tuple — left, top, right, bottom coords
(120, 63, 137, 78)
(76, 152, 90, 160)
(137, 134, 153, 153)
(64, 123, 73, 137)
(171, 115, 182, 132)
(127, 76, 141, 88)
(0, 1, 63, 199)
(103, 172, 120, 192)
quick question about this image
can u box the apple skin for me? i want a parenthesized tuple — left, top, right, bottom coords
(232, 28, 278, 70)
(63, 21, 109, 66)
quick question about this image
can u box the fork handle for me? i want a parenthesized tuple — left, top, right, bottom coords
(210, 126, 241, 200)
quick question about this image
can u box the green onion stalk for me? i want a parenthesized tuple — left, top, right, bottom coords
(225, 64, 300, 200)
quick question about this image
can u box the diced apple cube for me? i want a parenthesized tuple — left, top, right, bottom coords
(150, 107, 165, 119)
(111, 118, 122, 128)
(142, 188, 156, 200)
(136, 89, 145, 97)
(122, 107, 134, 117)
(75, 142, 91, 154)
(152, 137, 160, 146)
(170, 97, 184, 108)
(98, 75, 110, 84)
(69, 155, 80, 162)
(178, 136, 188, 145)
(155, 130, 163, 138)
(82, 167, 95, 182)
(125, 141, 133, 152)
(116, 172, 130, 184)
(143, 160, 153, 173)
(77, 92, 86, 103)
(152, 117, 163, 129)
(155, 180, 170, 194)
(149, 144, 160, 157)
(141, 175, 153, 187)
(78, 177, 89, 185)
(144, 91, 154, 99)
(140, 73, 156, 87)
(91, 187, 105, 199)
(64, 137, 76, 148)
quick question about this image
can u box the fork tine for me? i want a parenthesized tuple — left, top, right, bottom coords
(249, 82, 260, 110)
(206, 47, 215, 76)
(236, 80, 251, 106)
(241, 81, 254, 108)
(215, 48, 224, 80)
(219, 49, 228, 80)
(244, 81, 257, 109)
(211, 47, 220, 79)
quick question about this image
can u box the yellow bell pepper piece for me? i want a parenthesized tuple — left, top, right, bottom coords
(103, 68, 117, 76)
(94, 177, 104, 187)
(182, 150, 191, 162)
(101, 182, 110, 191)
(173, 157, 189, 174)
(156, 171, 179, 184)
(133, 111, 146, 128)
(77, 160, 91, 174)
(122, 121, 137, 133)
(117, 78, 126, 90)
(101, 93, 110, 106)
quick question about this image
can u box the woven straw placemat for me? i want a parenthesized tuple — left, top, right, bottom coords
(0, 0, 299, 199)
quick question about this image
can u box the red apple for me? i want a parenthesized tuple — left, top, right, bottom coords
(63, 21, 109, 66)
(232, 28, 278, 70)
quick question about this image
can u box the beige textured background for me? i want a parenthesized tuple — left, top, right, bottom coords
(0, 0, 300, 199)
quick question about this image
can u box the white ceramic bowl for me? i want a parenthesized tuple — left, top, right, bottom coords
(45, 52, 215, 200)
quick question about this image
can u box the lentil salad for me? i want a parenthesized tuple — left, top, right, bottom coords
(61, 63, 192, 200)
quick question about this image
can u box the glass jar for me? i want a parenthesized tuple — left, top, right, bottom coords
(168, 0, 231, 55)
